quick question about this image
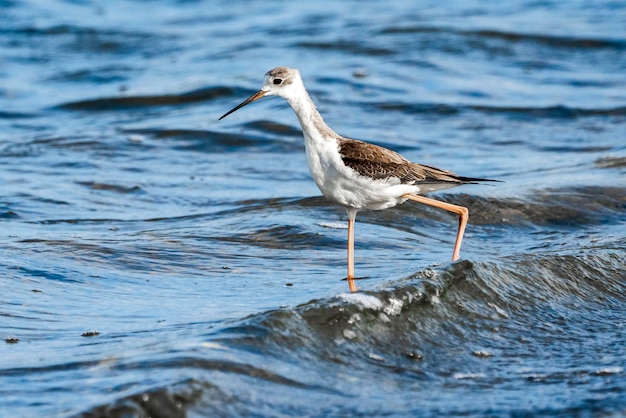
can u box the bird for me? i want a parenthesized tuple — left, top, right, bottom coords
(219, 66, 496, 292)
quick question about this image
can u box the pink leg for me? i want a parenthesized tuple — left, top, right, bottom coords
(346, 210, 358, 292)
(402, 194, 469, 261)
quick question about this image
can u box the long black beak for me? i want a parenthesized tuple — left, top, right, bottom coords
(219, 90, 267, 120)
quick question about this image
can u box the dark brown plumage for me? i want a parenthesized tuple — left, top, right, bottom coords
(338, 138, 490, 186)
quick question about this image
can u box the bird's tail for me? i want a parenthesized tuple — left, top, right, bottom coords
(456, 175, 502, 184)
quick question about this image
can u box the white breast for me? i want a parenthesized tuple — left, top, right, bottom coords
(303, 135, 418, 211)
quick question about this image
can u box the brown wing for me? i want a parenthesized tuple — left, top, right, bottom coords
(338, 138, 464, 185)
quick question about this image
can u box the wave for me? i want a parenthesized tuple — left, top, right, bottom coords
(295, 40, 395, 56)
(76, 181, 142, 194)
(375, 102, 626, 118)
(1, 25, 170, 57)
(379, 26, 626, 50)
(75, 247, 626, 417)
(596, 156, 626, 169)
(26, 184, 623, 230)
(121, 128, 302, 153)
(55, 87, 240, 111)
(213, 251, 626, 355)
(446, 186, 626, 227)
(0, 111, 36, 119)
(212, 186, 626, 229)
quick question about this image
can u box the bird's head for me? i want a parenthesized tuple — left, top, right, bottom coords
(219, 66, 302, 120)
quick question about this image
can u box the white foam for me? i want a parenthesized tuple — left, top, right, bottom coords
(339, 293, 384, 310)
(378, 313, 391, 322)
(368, 352, 385, 361)
(594, 366, 623, 375)
(347, 313, 362, 324)
(317, 222, 347, 229)
(343, 329, 357, 340)
(383, 298, 404, 316)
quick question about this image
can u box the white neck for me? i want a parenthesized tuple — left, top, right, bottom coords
(284, 81, 339, 142)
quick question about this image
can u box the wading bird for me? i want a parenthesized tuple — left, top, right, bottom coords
(220, 67, 496, 292)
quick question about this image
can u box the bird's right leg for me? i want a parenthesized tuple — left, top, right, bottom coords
(402, 194, 469, 261)
(346, 209, 358, 292)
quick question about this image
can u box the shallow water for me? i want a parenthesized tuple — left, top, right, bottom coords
(1, 0, 625, 416)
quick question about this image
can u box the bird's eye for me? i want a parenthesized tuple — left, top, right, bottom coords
(273, 78, 282, 85)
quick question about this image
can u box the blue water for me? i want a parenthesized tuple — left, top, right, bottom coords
(1, 1, 625, 416)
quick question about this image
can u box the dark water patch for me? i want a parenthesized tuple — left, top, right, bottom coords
(9, 135, 114, 153)
(11, 266, 72, 283)
(555, 78, 618, 88)
(241, 120, 304, 137)
(495, 251, 626, 304)
(441, 186, 626, 227)
(295, 40, 395, 56)
(0, 0, 16, 8)
(234, 196, 327, 211)
(472, 105, 626, 119)
(375, 102, 460, 116)
(47, 66, 133, 84)
(0, 111, 36, 119)
(211, 224, 343, 250)
(376, 102, 626, 119)
(122, 128, 297, 153)
(13, 236, 231, 276)
(1, 25, 168, 56)
(14, 193, 71, 207)
(18, 239, 116, 256)
(316, 75, 405, 95)
(596, 155, 626, 169)
(471, 29, 625, 50)
(457, 89, 491, 99)
(56, 87, 237, 111)
(76, 181, 142, 194)
(379, 26, 626, 50)
(0, 210, 19, 219)
(76, 381, 201, 418)
(536, 145, 613, 153)
(0, 359, 106, 377)
(51, 161, 100, 170)
(160, 357, 317, 389)
(77, 359, 333, 418)
(143, 211, 219, 224)
(211, 197, 332, 222)
(36, 218, 123, 225)
(14, 237, 222, 275)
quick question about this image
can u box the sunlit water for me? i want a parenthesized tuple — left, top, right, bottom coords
(1, 1, 625, 416)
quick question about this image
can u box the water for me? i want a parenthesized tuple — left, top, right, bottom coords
(1, 0, 625, 416)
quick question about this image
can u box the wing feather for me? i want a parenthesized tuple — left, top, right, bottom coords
(338, 138, 463, 185)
